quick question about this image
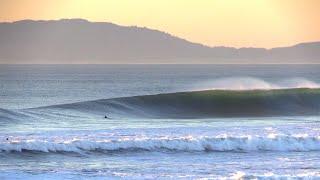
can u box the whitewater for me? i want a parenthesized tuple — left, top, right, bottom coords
(1, 130, 320, 153)
(0, 64, 320, 179)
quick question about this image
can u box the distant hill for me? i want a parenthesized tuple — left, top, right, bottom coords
(0, 19, 319, 64)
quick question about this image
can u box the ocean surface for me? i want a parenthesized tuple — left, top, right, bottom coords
(0, 64, 320, 179)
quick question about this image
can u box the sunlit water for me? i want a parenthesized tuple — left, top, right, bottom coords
(0, 64, 320, 179)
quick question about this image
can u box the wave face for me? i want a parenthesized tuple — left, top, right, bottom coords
(31, 88, 320, 118)
(1, 134, 320, 153)
(0, 108, 27, 122)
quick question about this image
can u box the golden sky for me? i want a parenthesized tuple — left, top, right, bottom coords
(0, 0, 319, 48)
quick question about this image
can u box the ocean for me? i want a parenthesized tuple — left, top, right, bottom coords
(0, 64, 320, 179)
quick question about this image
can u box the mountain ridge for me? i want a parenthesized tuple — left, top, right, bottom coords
(0, 19, 319, 64)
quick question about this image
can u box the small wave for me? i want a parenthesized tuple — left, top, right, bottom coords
(1, 134, 319, 153)
(230, 171, 320, 180)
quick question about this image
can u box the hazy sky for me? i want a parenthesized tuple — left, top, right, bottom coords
(0, 0, 319, 48)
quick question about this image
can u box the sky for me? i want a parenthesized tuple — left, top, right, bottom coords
(0, 0, 319, 48)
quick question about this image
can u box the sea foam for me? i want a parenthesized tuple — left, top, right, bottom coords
(1, 134, 319, 153)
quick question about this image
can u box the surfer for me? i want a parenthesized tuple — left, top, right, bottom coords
(104, 115, 108, 119)
(6, 137, 9, 141)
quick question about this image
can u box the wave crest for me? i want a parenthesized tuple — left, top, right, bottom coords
(196, 77, 320, 91)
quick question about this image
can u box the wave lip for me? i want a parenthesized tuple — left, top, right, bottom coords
(1, 134, 320, 153)
(196, 77, 320, 91)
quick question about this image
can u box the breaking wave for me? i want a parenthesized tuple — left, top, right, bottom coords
(27, 87, 320, 118)
(0, 78, 318, 120)
(1, 134, 319, 153)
